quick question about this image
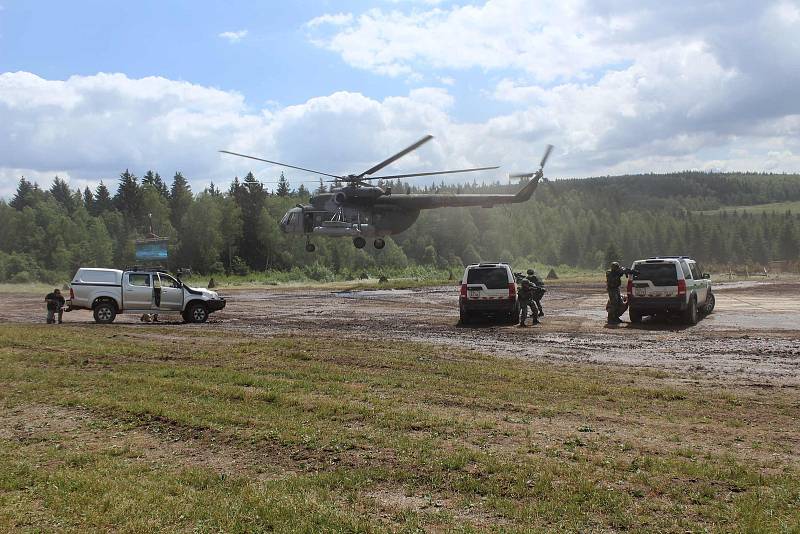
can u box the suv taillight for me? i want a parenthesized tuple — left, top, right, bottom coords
(626, 279, 633, 297)
(677, 279, 686, 297)
(460, 283, 467, 298)
(508, 282, 516, 299)
(69, 287, 74, 300)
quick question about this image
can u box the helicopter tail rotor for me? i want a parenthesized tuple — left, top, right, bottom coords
(508, 144, 554, 183)
(539, 144, 554, 171)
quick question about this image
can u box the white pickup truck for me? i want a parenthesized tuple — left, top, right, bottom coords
(68, 268, 226, 324)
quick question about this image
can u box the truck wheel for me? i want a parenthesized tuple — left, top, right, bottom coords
(629, 309, 642, 323)
(703, 292, 715, 315)
(186, 303, 208, 323)
(459, 308, 471, 325)
(93, 302, 117, 324)
(683, 296, 698, 325)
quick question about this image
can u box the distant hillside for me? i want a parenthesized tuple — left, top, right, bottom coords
(1, 170, 799, 283)
(696, 200, 800, 216)
(544, 171, 800, 212)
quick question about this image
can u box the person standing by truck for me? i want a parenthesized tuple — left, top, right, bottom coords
(45, 288, 65, 324)
(517, 279, 540, 327)
(525, 269, 546, 317)
(606, 262, 636, 324)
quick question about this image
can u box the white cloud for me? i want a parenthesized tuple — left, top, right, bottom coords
(300, 0, 800, 176)
(305, 13, 352, 29)
(218, 29, 248, 43)
(0, 73, 472, 198)
(1, 67, 799, 201)
(307, 0, 626, 80)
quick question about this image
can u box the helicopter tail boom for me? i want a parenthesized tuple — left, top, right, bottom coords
(513, 171, 541, 203)
(375, 174, 541, 210)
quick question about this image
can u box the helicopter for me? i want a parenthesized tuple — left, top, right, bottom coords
(221, 135, 552, 252)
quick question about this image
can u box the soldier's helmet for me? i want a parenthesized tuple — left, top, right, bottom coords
(521, 279, 532, 286)
(526, 269, 535, 276)
(610, 261, 621, 270)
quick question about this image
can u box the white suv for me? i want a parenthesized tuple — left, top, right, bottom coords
(627, 256, 714, 325)
(459, 263, 518, 324)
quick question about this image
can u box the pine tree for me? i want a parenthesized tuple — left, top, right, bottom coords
(232, 172, 267, 269)
(229, 177, 241, 198)
(169, 172, 193, 230)
(10, 177, 35, 210)
(206, 181, 220, 196)
(276, 172, 290, 197)
(297, 183, 309, 198)
(114, 170, 142, 220)
(49, 177, 74, 211)
(83, 187, 94, 213)
(604, 241, 622, 269)
(778, 221, 799, 260)
(93, 181, 113, 215)
(315, 178, 326, 195)
(142, 170, 169, 198)
(560, 227, 581, 266)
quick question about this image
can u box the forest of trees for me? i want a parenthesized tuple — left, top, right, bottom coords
(1, 169, 799, 283)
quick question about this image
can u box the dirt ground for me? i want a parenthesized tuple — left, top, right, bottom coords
(3, 280, 799, 386)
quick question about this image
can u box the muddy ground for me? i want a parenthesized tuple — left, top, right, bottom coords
(2, 280, 799, 386)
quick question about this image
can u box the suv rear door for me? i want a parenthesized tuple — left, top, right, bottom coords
(632, 261, 679, 298)
(465, 266, 511, 302)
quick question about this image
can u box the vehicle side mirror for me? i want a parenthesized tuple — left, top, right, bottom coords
(702, 273, 710, 279)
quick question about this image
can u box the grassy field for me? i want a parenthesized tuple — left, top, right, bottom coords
(696, 200, 800, 216)
(0, 282, 59, 295)
(1, 326, 798, 532)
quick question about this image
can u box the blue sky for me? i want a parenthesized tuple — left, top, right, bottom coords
(1, 1, 384, 105)
(1, 1, 799, 197)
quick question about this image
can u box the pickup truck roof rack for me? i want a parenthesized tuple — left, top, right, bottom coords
(646, 256, 691, 260)
(125, 266, 170, 273)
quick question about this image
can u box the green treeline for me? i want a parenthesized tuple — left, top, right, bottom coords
(1, 170, 799, 283)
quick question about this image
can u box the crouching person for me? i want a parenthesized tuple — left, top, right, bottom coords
(45, 289, 65, 324)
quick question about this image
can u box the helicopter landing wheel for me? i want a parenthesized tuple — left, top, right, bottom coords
(374, 238, 386, 249)
(305, 242, 316, 252)
(353, 236, 366, 249)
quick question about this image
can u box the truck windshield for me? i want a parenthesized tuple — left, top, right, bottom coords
(634, 264, 678, 286)
(467, 268, 508, 289)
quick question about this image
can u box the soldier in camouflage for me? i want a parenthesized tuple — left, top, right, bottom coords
(525, 269, 546, 317)
(517, 279, 540, 327)
(606, 261, 636, 324)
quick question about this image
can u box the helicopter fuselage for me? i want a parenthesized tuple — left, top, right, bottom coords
(279, 186, 420, 239)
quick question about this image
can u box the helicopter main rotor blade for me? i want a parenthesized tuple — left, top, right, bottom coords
(539, 144, 554, 170)
(358, 134, 434, 178)
(219, 150, 341, 179)
(361, 165, 500, 181)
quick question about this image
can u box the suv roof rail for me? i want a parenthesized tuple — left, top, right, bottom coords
(647, 256, 691, 260)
